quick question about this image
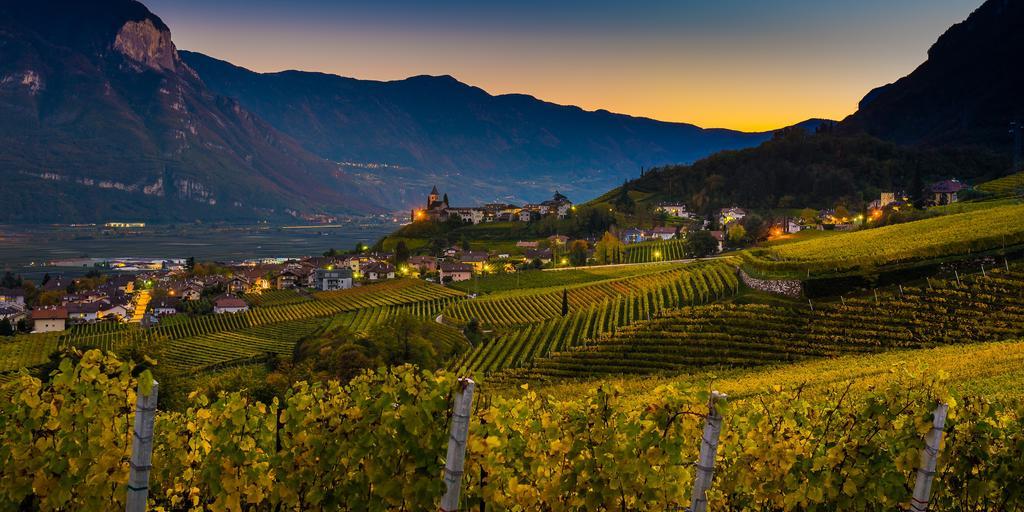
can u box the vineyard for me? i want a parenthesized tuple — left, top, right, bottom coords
(517, 269, 1024, 379)
(623, 238, 688, 263)
(977, 170, 1024, 196)
(159, 319, 326, 372)
(0, 279, 465, 376)
(444, 261, 738, 326)
(741, 203, 1024, 276)
(4, 350, 1024, 510)
(449, 263, 682, 294)
(541, 339, 1024, 405)
(454, 293, 667, 375)
(244, 289, 311, 307)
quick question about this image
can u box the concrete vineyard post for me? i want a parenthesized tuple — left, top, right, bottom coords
(955, 270, 961, 286)
(981, 264, 987, 278)
(909, 402, 949, 512)
(689, 391, 727, 512)
(126, 380, 159, 512)
(440, 378, 476, 512)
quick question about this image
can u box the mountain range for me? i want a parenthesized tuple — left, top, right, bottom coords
(0, 0, 818, 222)
(181, 51, 823, 211)
(602, 0, 1022, 216)
(840, 0, 1024, 151)
(0, 0, 1019, 223)
(0, 0, 384, 223)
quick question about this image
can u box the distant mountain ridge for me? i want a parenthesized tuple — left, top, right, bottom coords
(0, 0, 384, 223)
(840, 0, 1024, 152)
(0, 0, 831, 223)
(182, 51, 820, 209)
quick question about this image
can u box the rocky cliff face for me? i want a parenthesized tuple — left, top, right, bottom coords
(0, 0, 382, 222)
(113, 18, 178, 72)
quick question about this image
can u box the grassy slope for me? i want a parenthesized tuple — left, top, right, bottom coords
(448, 263, 685, 294)
(532, 339, 1024, 402)
(742, 202, 1024, 277)
(977, 170, 1024, 196)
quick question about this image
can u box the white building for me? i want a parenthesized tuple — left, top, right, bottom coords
(30, 308, 67, 333)
(656, 203, 694, 219)
(448, 208, 485, 225)
(314, 268, 354, 291)
(718, 207, 747, 227)
(213, 296, 249, 314)
(440, 263, 474, 283)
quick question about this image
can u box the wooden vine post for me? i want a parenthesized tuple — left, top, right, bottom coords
(909, 402, 949, 512)
(689, 391, 727, 512)
(126, 380, 159, 512)
(440, 378, 476, 512)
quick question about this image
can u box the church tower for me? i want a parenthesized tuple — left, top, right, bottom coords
(428, 185, 440, 209)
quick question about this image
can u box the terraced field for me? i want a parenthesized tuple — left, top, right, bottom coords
(742, 203, 1024, 276)
(244, 289, 311, 307)
(623, 239, 688, 263)
(449, 263, 684, 294)
(978, 171, 1024, 196)
(518, 269, 1024, 379)
(0, 279, 465, 375)
(535, 339, 1024, 404)
(161, 319, 325, 372)
(0, 333, 62, 373)
(443, 261, 737, 326)
(456, 289, 691, 375)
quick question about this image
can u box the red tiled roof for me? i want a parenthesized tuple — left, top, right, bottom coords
(31, 308, 68, 320)
(440, 263, 473, 273)
(214, 296, 248, 308)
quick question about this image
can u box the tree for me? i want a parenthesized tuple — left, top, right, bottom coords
(614, 182, 636, 214)
(727, 224, 747, 246)
(685, 231, 719, 258)
(834, 204, 851, 221)
(569, 240, 589, 267)
(186, 257, 196, 272)
(460, 236, 471, 252)
(442, 193, 449, 207)
(1, 272, 21, 289)
(800, 208, 819, 226)
(595, 232, 625, 265)
(741, 214, 769, 242)
(16, 318, 31, 334)
(41, 273, 51, 286)
(464, 318, 482, 346)
(394, 241, 410, 265)
(0, 319, 13, 337)
(561, 289, 569, 317)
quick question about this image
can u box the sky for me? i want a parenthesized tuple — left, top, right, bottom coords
(146, 0, 984, 132)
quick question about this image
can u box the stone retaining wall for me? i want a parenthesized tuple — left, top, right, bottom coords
(738, 268, 803, 298)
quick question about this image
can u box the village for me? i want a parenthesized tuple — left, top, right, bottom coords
(0, 178, 971, 336)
